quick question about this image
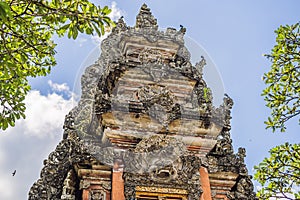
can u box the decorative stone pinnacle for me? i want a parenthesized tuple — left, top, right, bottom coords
(195, 55, 206, 76)
(223, 94, 234, 131)
(112, 16, 127, 33)
(135, 3, 158, 30)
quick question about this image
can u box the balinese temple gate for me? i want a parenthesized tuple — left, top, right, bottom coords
(29, 4, 257, 200)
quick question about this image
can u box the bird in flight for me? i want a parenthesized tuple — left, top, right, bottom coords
(12, 170, 16, 176)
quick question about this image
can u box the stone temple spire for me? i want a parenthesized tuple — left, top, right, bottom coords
(135, 4, 158, 30)
(29, 4, 256, 200)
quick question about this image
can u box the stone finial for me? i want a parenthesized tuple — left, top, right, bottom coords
(223, 94, 234, 130)
(195, 56, 206, 76)
(179, 24, 186, 34)
(135, 4, 158, 30)
(112, 16, 128, 34)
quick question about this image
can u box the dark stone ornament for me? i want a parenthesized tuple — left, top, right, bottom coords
(123, 136, 202, 200)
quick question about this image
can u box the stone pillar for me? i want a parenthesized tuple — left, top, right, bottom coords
(200, 167, 212, 200)
(112, 159, 125, 200)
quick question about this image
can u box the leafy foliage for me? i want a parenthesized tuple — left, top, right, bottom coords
(0, 0, 114, 130)
(262, 22, 300, 132)
(254, 143, 300, 199)
(255, 22, 300, 200)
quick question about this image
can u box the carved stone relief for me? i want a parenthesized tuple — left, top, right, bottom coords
(61, 169, 76, 200)
(135, 85, 181, 127)
(123, 135, 202, 200)
(91, 190, 106, 200)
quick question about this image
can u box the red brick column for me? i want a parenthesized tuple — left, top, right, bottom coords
(82, 189, 90, 200)
(112, 159, 125, 200)
(200, 166, 212, 200)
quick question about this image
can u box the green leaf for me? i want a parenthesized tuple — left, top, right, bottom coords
(57, 23, 71, 36)
(92, 22, 101, 36)
(72, 25, 78, 39)
(0, 1, 12, 20)
(102, 6, 111, 15)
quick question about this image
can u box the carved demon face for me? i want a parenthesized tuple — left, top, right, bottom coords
(149, 159, 180, 182)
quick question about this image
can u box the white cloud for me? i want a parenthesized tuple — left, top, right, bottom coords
(0, 81, 77, 199)
(4, 81, 76, 138)
(48, 80, 70, 93)
(21, 90, 75, 138)
(109, 1, 124, 21)
(2, 80, 76, 139)
(48, 80, 78, 100)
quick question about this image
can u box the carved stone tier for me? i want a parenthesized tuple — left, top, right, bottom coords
(209, 172, 239, 199)
(101, 126, 218, 156)
(120, 35, 180, 64)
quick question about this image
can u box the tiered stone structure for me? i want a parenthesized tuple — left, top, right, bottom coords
(29, 4, 256, 200)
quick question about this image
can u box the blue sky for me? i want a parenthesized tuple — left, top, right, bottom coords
(0, 1, 300, 199)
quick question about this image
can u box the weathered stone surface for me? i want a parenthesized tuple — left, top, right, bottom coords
(29, 4, 256, 200)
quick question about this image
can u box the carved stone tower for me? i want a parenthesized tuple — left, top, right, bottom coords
(29, 4, 256, 200)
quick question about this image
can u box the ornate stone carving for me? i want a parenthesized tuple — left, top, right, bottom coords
(195, 56, 206, 77)
(207, 132, 256, 199)
(61, 169, 76, 200)
(141, 64, 169, 82)
(112, 17, 128, 34)
(123, 135, 202, 200)
(29, 4, 256, 200)
(138, 48, 164, 64)
(91, 190, 106, 200)
(124, 135, 186, 174)
(135, 85, 181, 127)
(135, 4, 158, 30)
(227, 175, 257, 200)
(223, 94, 234, 130)
(136, 186, 188, 195)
